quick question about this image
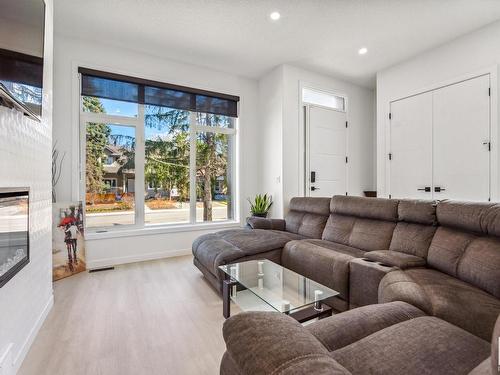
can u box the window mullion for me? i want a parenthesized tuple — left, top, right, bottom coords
(189, 112, 197, 224)
(135, 104, 146, 228)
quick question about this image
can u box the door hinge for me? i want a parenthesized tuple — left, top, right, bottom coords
(389, 113, 392, 120)
(345, 156, 348, 163)
(489, 87, 491, 96)
(388, 153, 392, 160)
(345, 121, 348, 128)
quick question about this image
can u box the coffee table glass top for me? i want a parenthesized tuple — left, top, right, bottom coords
(219, 259, 339, 314)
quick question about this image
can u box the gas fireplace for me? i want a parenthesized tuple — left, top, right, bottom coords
(0, 189, 29, 287)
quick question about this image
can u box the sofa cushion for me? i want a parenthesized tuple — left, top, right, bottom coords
(330, 195, 399, 222)
(364, 250, 426, 269)
(331, 316, 490, 375)
(427, 227, 476, 276)
(322, 214, 396, 251)
(285, 197, 331, 238)
(379, 268, 500, 340)
(491, 315, 500, 375)
(437, 200, 500, 236)
(192, 229, 304, 275)
(307, 302, 425, 352)
(389, 222, 436, 258)
(282, 239, 365, 300)
(457, 236, 500, 299)
(398, 199, 437, 225)
(222, 311, 350, 375)
(427, 227, 500, 298)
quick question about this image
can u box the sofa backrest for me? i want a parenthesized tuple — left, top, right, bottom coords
(389, 199, 437, 258)
(428, 200, 500, 298)
(322, 196, 399, 251)
(285, 197, 331, 238)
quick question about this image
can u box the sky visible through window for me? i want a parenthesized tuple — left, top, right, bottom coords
(101, 99, 168, 140)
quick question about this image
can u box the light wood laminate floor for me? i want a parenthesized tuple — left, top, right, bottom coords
(19, 255, 236, 375)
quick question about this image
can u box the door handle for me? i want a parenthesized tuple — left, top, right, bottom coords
(311, 186, 320, 191)
(417, 187, 431, 192)
(311, 171, 316, 183)
(434, 187, 446, 192)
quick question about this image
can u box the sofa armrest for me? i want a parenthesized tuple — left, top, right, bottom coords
(307, 302, 425, 352)
(349, 258, 397, 309)
(223, 311, 350, 375)
(246, 216, 286, 231)
(364, 250, 426, 269)
(378, 270, 433, 314)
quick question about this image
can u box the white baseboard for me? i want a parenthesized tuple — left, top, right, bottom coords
(87, 248, 192, 269)
(13, 293, 54, 374)
(0, 343, 13, 375)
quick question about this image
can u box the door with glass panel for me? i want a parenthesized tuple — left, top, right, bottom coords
(303, 88, 348, 197)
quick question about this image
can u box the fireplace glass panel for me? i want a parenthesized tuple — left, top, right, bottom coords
(0, 190, 29, 287)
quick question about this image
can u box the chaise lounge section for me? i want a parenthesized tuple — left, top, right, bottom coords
(192, 197, 331, 293)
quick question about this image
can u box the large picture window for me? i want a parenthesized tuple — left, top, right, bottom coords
(79, 69, 238, 230)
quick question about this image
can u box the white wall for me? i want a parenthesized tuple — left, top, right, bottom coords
(258, 66, 284, 217)
(0, 1, 53, 373)
(53, 35, 261, 268)
(0, 17, 43, 57)
(377, 20, 500, 198)
(258, 64, 375, 217)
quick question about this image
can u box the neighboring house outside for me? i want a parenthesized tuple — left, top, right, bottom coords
(102, 145, 135, 194)
(102, 145, 227, 200)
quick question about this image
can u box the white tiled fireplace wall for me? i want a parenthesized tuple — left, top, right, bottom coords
(0, 0, 53, 373)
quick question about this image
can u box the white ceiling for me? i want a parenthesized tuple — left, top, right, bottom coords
(54, 0, 500, 88)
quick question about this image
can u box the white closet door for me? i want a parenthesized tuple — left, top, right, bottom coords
(389, 92, 433, 199)
(433, 75, 490, 201)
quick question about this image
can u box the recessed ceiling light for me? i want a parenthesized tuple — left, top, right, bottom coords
(358, 47, 368, 55)
(270, 11, 281, 21)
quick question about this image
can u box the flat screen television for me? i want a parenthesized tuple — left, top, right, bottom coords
(0, 0, 45, 121)
(0, 189, 29, 288)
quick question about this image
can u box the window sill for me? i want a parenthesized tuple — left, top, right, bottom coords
(85, 220, 241, 241)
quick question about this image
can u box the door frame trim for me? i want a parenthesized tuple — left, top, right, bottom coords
(385, 65, 498, 201)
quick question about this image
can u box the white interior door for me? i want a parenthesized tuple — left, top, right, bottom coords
(306, 105, 347, 197)
(432, 75, 490, 201)
(389, 92, 433, 199)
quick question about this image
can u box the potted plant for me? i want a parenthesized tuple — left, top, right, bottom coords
(248, 194, 273, 218)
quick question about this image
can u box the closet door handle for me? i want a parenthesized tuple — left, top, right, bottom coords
(417, 187, 431, 192)
(434, 186, 446, 192)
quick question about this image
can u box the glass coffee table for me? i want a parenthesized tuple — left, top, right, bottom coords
(219, 259, 339, 323)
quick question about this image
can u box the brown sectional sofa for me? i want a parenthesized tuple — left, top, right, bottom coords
(379, 200, 500, 341)
(221, 303, 499, 375)
(191, 195, 500, 374)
